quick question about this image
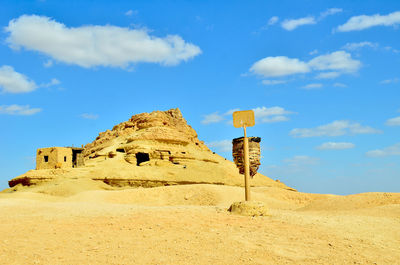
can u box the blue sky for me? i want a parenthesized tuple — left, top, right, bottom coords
(1, 0, 399, 194)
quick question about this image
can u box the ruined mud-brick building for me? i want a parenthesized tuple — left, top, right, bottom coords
(36, 147, 84, 170)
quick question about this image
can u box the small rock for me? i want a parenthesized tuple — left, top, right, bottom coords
(228, 201, 269, 216)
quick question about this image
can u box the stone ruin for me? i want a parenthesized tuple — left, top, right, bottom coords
(232, 137, 261, 177)
(8, 108, 294, 191)
(36, 147, 84, 170)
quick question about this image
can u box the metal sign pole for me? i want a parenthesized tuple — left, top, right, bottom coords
(243, 125, 251, 201)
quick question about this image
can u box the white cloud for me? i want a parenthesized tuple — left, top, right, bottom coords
(268, 16, 279, 26)
(203, 106, 294, 125)
(366, 143, 400, 157)
(283, 155, 319, 166)
(337, 11, 400, 32)
(0, 104, 41, 115)
(308, 51, 361, 73)
(316, 142, 355, 150)
(342, 41, 378, 51)
(380, 78, 399, 84)
(316, 71, 341, 79)
(251, 51, 360, 79)
(309, 49, 319, 55)
(201, 112, 225, 125)
(281, 16, 316, 31)
(290, 120, 382, 138)
(41, 78, 60, 88)
(333, 82, 347, 87)
(206, 140, 232, 153)
(0, 65, 37, 93)
(125, 10, 138, 16)
(253, 106, 294, 123)
(302, 83, 323, 89)
(279, 8, 342, 31)
(320, 8, 343, 19)
(5, 15, 201, 68)
(384, 46, 400, 54)
(262, 79, 287, 85)
(250, 56, 310, 77)
(43, 60, 53, 68)
(385, 116, 400, 126)
(80, 113, 99, 120)
(224, 108, 240, 116)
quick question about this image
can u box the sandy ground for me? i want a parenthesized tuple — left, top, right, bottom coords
(0, 182, 399, 264)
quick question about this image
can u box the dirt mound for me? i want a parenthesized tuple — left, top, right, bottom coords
(2, 178, 115, 197)
(298, 192, 400, 211)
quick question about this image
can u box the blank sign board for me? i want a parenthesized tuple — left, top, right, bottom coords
(233, 110, 255, 128)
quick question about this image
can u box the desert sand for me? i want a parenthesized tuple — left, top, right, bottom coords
(3, 109, 399, 264)
(1, 179, 399, 265)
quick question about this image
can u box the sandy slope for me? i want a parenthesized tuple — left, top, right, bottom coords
(0, 181, 399, 264)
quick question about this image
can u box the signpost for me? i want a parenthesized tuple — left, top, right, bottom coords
(232, 110, 255, 201)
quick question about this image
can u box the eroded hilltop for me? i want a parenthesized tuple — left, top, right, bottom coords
(8, 108, 294, 191)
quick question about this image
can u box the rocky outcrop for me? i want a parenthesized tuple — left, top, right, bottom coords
(232, 137, 261, 177)
(8, 108, 295, 191)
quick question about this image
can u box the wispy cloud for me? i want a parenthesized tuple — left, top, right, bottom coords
(342, 41, 378, 51)
(0, 65, 37, 93)
(290, 120, 382, 138)
(319, 8, 343, 19)
(281, 16, 316, 31)
(40, 78, 60, 88)
(385, 116, 400, 126)
(302, 83, 323, 90)
(202, 106, 294, 125)
(380, 78, 399, 84)
(6, 15, 201, 68)
(316, 142, 355, 150)
(280, 8, 342, 31)
(206, 140, 232, 152)
(366, 143, 400, 157)
(201, 112, 226, 125)
(384, 46, 400, 54)
(268, 16, 279, 26)
(262, 79, 287, 85)
(283, 155, 319, 166)
(253, 106, 294, 123)
(0, 104, 41, 115)
(125, 10, 138, 16)
(43, 59, 53, 68)
(333, 82, 347, 87)
(337, 11, 400, 32)
(315, 71, 341, 79)
(80, 113, 99, 120)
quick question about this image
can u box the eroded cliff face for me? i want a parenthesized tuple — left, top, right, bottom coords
(8, 108, 294, 191)
(82, 108, 212, 166)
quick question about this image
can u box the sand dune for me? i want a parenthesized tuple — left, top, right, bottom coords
(0, 180, 399, 264)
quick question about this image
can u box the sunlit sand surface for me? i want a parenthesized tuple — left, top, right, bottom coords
(1, 180, 399, 264)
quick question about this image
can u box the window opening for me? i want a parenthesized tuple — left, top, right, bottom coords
(44, 156, 48, 162)
(135, 152, 150, 166)
(64, 156, 67, 162)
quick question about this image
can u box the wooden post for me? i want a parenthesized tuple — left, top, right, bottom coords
(232, 110, 255, 202)
(243, 125, 251, 201)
